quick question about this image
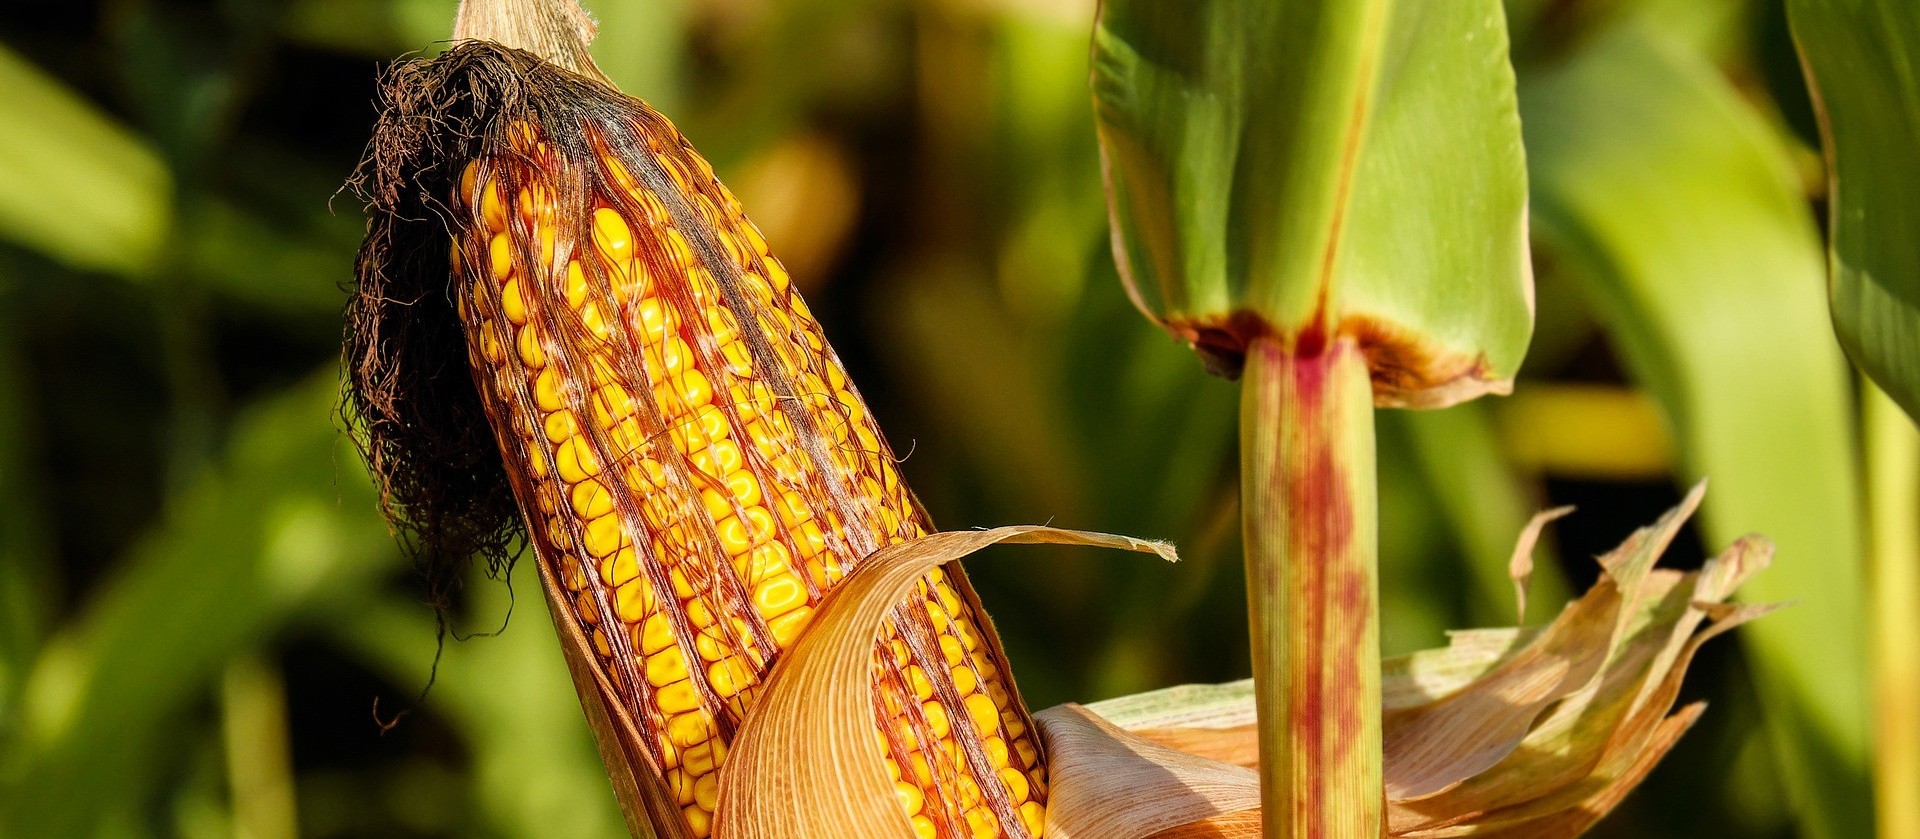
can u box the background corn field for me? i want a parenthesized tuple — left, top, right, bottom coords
(0, 1, 1867, 837)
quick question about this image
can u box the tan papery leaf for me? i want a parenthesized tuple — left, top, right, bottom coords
(544, 487, 1767, 838)
(710, 526, 1176, 839)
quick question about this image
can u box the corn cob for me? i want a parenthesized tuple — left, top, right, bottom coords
(444, 69, 1046, 838)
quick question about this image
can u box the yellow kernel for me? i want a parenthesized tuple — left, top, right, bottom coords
(666, 769, 695, 805)
(614, 577, 653, 622)
(1015, 738, 1038, 768)
(951, 665, 979, 697)
(682, 805, 712, 838)
(1020, 802, 1045, 837)
(766, 605, 813, 647)
(582, 301, 615, 341)
(534, 367, 565, 412)
(894, 781, 925, 816)
(964, 693, 999, 735)
(708, 656, 754, 698)
(655, 679, 701, 715)
(984, 736, 1008, 767)
(940, 635, 966, 666)
(921, 701, 951, 740)
(570, 478, 613, 518)
(601, 546, 639, 587)
(648, 646, 690, 687)
(501, 278, 527, 324)
(693, 773, 720, 812)
(906, 666, 933, 701)
(489, 233, 513, 279)
(964, 806, 996, 838)
(683, 739, 725, 776)
(910, 815, 937, 839)
(691, 440, 743, 479)
(662, 226, 694, 269)
(640, 613, 675, 653)
(594, 207, 634, 262)
(544, 410, 578, 444)
(735, 538, 791, 582)
(517, 324, 547, 368)
(636, 298, 675, 343)
(751, 573, 805, 619)
(583, 514, 625, 558)
(480, 179, 507, 233)
(565, 260, 589, 308)
(555, 436, 602, 483)
(717, 506, 774, 554)
(1000, 766, 1031, 804)
(666, 711, 713, 749)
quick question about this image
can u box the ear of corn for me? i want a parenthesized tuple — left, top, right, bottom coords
(448, 90, 1046, 838)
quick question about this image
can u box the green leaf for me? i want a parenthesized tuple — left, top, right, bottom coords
(1091, 0, 1531, 406)
(1519, 23, 1870, 839)
(0, 373, 395, 838)
(335, 571, 629, 839)
(1790, 0, 1920, 424)
(0, 44, 171, 276)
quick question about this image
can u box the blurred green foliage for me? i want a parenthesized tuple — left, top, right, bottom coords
(0, 1, 1888, 837)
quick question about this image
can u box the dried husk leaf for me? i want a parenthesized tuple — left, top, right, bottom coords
(1074, 489, 1771, 838)
(1036, 705, 1260, 839)
(710, 526, 1176, 839)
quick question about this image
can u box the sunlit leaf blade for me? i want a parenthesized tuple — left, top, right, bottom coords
(0, 44, 171, 275)
(1790, 0, 1920, 424)
(1091, 0, 1531, 405)
(1518, 23, 1870, 838)
(333, 567, 631, 839)
(0, 374, 394, 837)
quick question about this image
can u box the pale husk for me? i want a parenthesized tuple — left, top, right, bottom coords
(687, 486, 1770, 838)
(708, 526, 1176, 839)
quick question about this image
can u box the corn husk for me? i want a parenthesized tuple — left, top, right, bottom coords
(623, 488, 1772, 838)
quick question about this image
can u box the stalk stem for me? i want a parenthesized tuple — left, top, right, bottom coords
(1241, 335, 1382, 838)
(1867, 383, 1920, 839)
(453, 0, 610, 84)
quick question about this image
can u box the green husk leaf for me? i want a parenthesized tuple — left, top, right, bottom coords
(1091, 0, 1530, 405)
(0, 43, 172, 275)
(1791, 0, 1920, 424)
(1518, 22, 1870, 836)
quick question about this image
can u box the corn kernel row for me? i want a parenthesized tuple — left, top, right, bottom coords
(450, 111, 1047, 838)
